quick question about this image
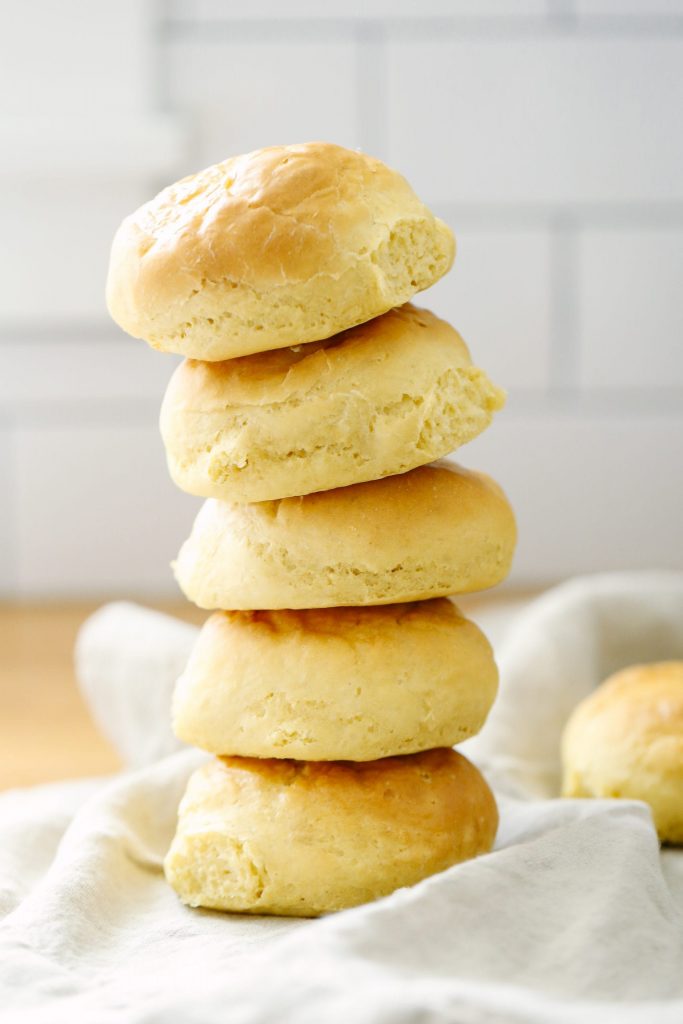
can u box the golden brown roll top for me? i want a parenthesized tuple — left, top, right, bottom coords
(173, 599, 498, 760)
(107, 142, 455, 361)
(562, 661, 683, 844)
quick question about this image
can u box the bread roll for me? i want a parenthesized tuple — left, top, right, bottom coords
(165, 749, 498, 916)
(173, 600, 498, 760)
(160, 304, 505, 502)
(107, 142, 454, 360)
(173, 462, 517, 609)
(562, 661, 683, 844)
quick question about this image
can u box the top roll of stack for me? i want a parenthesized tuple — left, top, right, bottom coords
(106, 142, 455, 361)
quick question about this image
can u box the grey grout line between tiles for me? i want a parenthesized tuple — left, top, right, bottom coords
(505, 390, 683, 417)
(546, 0, 578, 28)
(0, 325, 160, 343)
(162, 15, 683, 41)
(428, 204, 683, 229)
(163, 17, 359, 42)
(0, 399, 163, 428)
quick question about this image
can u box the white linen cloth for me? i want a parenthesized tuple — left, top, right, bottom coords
(1, 572, 682, 1023)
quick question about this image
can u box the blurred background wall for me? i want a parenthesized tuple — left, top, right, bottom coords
(1, 0, 681, 598)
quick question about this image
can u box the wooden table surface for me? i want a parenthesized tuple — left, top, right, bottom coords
(0, 593, 532, 791)
(0, 602, 205, 790)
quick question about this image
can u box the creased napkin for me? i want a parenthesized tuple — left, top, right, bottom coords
(1, 572, 682, 1023)
(467, 570, 683, 798)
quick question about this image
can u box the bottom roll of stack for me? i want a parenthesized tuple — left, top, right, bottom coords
(165, 749, 497, 918)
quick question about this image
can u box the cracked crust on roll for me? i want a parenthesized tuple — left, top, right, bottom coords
(164, 748, 498, 916)
(160, 304, 505, 502)
(106, 142, 455, 360)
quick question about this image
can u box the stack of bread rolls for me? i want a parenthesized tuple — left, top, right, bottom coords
(107, 142, 516, 917)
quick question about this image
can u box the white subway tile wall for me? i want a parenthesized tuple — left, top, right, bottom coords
(1, 0, 682, 597)
(454, 411, 683, 581)
(11, 421, 197, 597)
(385, 37, 683, 205)
(166, 37, 359, 166)
(1, 182, 153, 324)
(426, 227, 554, 391)
(0, 1, 153, 118)
(578, 227, 683, 390)
(0, 340, 178, 409)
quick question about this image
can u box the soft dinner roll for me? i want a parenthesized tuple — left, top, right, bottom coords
(160, 304, 505, 503)
(173, 462, 516, 609)
(107, 142, 455, 360)
(173, 600, 498, 760)
(562, 661, 683, 844)
(164, 749, 498, 916)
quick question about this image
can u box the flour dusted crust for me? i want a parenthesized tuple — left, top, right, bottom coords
(107, 142, 455, 360)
